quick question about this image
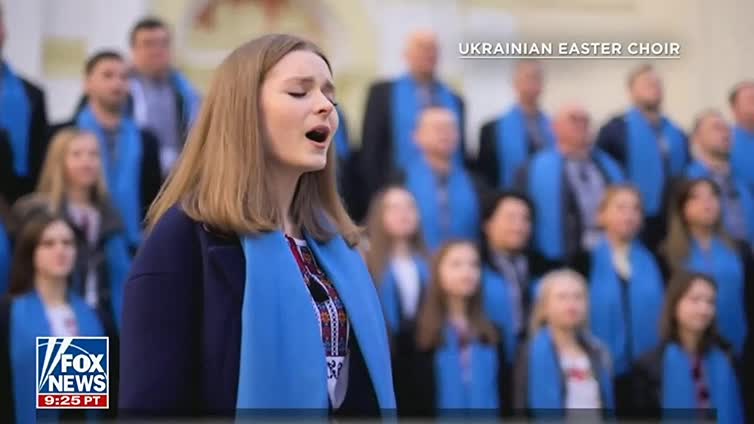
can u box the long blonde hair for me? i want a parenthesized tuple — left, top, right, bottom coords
(146, 34, 359, 245)
(36, 127, 108, 212)
(364, 185, 426, 282)
(528, 269, 589, 336)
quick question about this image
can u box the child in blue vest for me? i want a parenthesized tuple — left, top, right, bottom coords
(515, 269, 614, 420)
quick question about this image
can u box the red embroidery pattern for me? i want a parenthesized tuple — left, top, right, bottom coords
(287, 236, 349, 356)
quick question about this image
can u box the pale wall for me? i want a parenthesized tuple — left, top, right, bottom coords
(3, 0, 752, 156)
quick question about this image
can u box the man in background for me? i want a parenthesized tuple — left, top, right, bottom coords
(128, 17, 201, 177)
(476, 60, 555, 189)
(0, 4, 49, 204)
(360, 30, 466, 200)
(729, 80, 754, 190)
(596, 64, 687, 249)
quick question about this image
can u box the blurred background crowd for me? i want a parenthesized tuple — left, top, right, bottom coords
(1, 0, 753, 422)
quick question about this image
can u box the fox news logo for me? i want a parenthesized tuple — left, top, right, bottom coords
(36, 337, 109, 409)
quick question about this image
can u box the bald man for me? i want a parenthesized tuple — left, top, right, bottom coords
(517, 104, 624, 264)
(596, 64, 687, 249)
(0, 4, 49, 204)
(729, 80, 754, 189)
(685, 109, 754, 246)
(361, 30, 466, 199)
(476, 60, 555, 188)
(397, 107, 480, 251)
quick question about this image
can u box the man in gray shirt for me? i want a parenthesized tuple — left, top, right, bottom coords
(517, 103, 624, 264)
(128, 17, 201, 177)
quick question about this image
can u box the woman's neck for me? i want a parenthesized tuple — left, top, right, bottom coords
(35, 274, 68, 307)
(690, 224, 714, 248)
(678, 327, 702, 356)
(269, 165, 303, 238)
(446, 296, 468, 324)
(67, 185, 93, 207)
(606, 231, 631, 251)
(391, 239, 413, 258)
(426, 153, 452, 177)
(550, 325, 580, 353)
(491, 242, 519, 258)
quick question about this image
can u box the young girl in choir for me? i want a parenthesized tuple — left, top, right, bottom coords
(515, 269, 614, 418)
(0, 212, 105, 423)
(588, 185, 665, 414)
(365, 185, 429, 341)
(365, 185, 430, 414)
(410, 240, 508, 417)
(480, 190, 547, 362)
(660, 178, 753, 357)
(633, 272, 743, 423)
(12, 128, 131, 333)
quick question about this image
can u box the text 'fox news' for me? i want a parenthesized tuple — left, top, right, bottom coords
(36, 337, 109, 409)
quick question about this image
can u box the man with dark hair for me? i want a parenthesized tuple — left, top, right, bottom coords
(0, 4, 49, 204)
(52, 51, 161, 251)
(595, 64, 687, 249)
(729, 80, 754, 189)
(128, 16, 200, 177)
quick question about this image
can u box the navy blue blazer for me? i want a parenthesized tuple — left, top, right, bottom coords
(118, 206, 379, 418)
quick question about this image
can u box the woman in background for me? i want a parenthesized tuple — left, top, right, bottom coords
(480, 190, 548, 363)
(12, 127, 131, 334)
(633, 272, 743, 423)
(409, 240, 509, 417)
(364, 185, 429, 414)
(0, 212, 105, 424)
(588, 185, 664, 414)
(515, 269, 614, 419)
(365, 185, 429, 340)
(660, 178, 753, 357)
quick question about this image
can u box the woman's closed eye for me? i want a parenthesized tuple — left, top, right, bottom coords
(288, 91, 338, 106)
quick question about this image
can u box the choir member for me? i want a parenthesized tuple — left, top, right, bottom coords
(410, 240, 509, 417)
(12, 128, 131, 333)
(400, 107, 482, 251)
(0, 212, 105, 423)
(360, 30, 465, 197)
(51, 51, 162, 251)
(515, 269, 614, 419)
(660, 178, 753, 357)
(685, 109, 754, 246)
(480, 190, 550, 361)
(476, 60, 555, 188)
(596, 64, 688, 249)
(729, 81, 754, 191)
(633, 271, 744, 423)
(518, 103, 624, 266)
(128, 17, 201, 177)
(0, 5, 49, 204)
(587, 185, 664, 414)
